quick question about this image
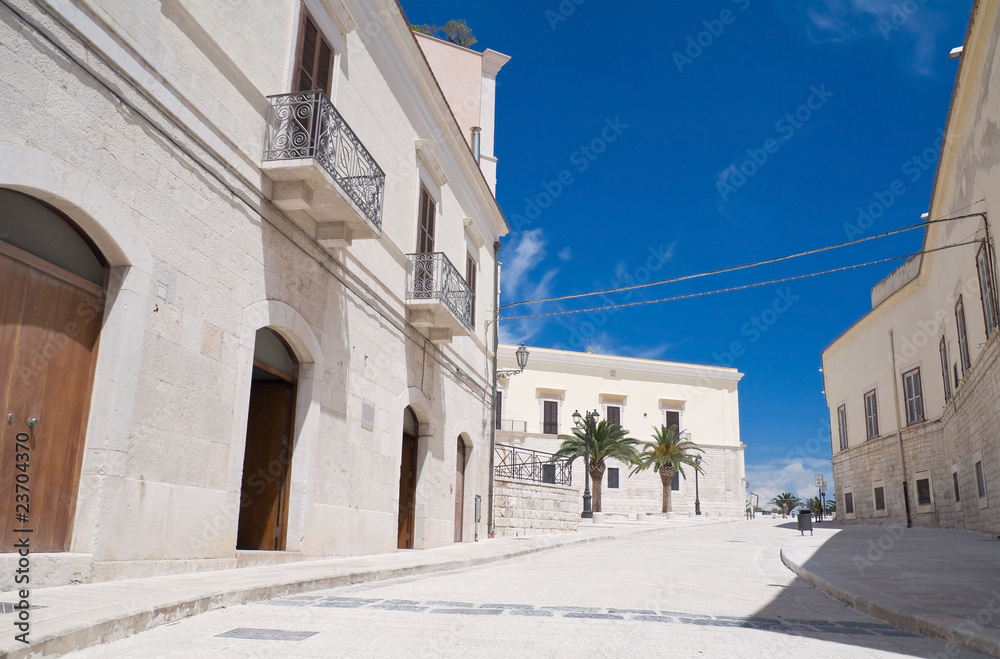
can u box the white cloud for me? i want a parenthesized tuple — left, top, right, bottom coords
(501, 229, 548, 299)
(558, 246, 573, 261)
(745, 457, 832, 509)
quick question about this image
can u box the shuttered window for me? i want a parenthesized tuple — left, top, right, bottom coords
(417, 186, 435, 253)
(978, 245, 997, 336)
(864, 390, 878, 439)
(606, 405, 620, 427)
(295, 11, 335, 96)
(665, 410, 680, 434)
(837, 405, 848, 451)
(607, 468, 619, 489)
(956, 296, 971, 374)
(543, 401, 558, 435)
(939, 337, 952, 402)
(466, 253, 477, 327)
(903, 368, 924, 426)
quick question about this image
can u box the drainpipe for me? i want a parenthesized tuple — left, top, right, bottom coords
(471, 127, 482, 164)
(889, 330, 913, 528)
(486, 239, 501, 537)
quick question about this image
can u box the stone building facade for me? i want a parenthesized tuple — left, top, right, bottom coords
(822, 1, 999, 534)
(0, 0, 509, 587)
(495, 345, 747, 519)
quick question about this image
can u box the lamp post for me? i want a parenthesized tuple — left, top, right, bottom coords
(694, 454, 702, 515)
(486, 329, 530, 538)
(572, 409, 599, 519)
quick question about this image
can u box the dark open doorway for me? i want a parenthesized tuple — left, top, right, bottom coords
(237, 328, 297, 551)
(398, 407, 419, 549)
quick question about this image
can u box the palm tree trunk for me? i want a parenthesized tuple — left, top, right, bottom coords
(659, 466, 676, 513)
(591, 469, 603, 512)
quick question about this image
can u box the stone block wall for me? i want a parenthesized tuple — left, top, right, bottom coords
(832, 335, 1000, 534)
(493, 478, 579, 537)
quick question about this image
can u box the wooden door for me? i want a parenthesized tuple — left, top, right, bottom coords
(454, 439, 465, 542)
(397, 433, 418, 549)
(416, 186, 435, 254)
(0, 242, 103, 552)
(237, 378, 294, 551)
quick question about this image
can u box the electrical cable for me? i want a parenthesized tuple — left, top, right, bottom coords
(502, 214, 984, 311)
(500, 240, 983, 322)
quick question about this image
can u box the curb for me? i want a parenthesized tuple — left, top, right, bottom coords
(780, 545, 1000, 657)
(6, 519, 733, 657)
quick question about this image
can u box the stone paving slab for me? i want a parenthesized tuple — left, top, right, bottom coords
(781, 522, 1000, 657)
(0, 517, 729, 657)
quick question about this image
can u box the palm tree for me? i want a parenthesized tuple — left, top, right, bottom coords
(824, 499, 837, 514)
(554, 417, 639, 513)
(629, 425, 703, 513)
(772, 492, 801, 514)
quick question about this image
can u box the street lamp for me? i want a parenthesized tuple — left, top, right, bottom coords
(487, 334, 530, 538)
(572, 409, 599, 519)
(694, 454, 702, 515)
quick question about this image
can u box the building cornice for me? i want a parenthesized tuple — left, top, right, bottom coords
(498, 344, 743, 385)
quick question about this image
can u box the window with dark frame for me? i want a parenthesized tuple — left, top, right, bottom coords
(864, 390, 879, 440)
(976, 461, 987, 499)
(977, 244, 997, 336)
(465, 253, 477, 327)
(844, 492, 854, 514)
(542, 400, 558, 435)
(417, 186, 436, 253)
(608, 468, 620, 489)
(671, 472, 680, 491)
(606, 405, 621, 427)
(953, 472, 961, 502)
(916, 477, 931, 506)
(903, 368, 924, 426)
(956, 296, 971, 374)
(295, 10, 335, 97)
(494, 391, 502, 430)
(940, 337, 952, 402)
(837, 404, 848, 451)
(665, 410, 680, 434)
(874, 486, 885, 511)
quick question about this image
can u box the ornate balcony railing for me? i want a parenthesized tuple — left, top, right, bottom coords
(496, 419, 528, 432)
(406, 252, 474, 329)
(263, 90, 385, 230)
(495, 444, 573, 486)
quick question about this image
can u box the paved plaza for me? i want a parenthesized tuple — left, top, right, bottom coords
(58, 519, 989, 658)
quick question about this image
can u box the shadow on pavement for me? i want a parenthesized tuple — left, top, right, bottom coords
(750, 520, 997, 658)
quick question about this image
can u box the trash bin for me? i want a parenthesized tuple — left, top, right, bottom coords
(797, 510, 813, 536)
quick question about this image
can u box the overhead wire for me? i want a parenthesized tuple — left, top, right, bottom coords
(501, 213, 984, 311)
(500, 239, 983, 322)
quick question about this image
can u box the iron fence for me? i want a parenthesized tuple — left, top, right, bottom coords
(263, 90, 385, 230)
(494, 444, 572, 486)
(406, 252, 474, 328)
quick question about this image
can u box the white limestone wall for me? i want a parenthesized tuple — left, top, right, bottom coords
(0, 0, 503, 581)
(823, 4, 1000, 533)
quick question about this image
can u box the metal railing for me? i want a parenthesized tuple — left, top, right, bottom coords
(406, 252, 473, 328)
(263, 90, 385, 231)
(496, 419, 528, 432)
(495, 444, 572, 486)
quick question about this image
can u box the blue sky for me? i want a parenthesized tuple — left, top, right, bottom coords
(402, 1, 973, 505)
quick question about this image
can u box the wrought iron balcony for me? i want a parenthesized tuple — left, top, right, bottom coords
(405, 252, 473, 343)
(262, 90, 385, 246)
(495, 444, 572, 486)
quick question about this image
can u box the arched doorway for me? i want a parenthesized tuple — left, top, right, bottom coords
(455, 438, 467, 542)
(237, 328, 297, 551)
(398, 407, 420, 549)
(0, 189, 106, 552)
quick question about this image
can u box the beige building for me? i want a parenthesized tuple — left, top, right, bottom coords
(822, 1, 999, 534)
(0, 0, 510, 587)
(494, 345, 747, 520)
